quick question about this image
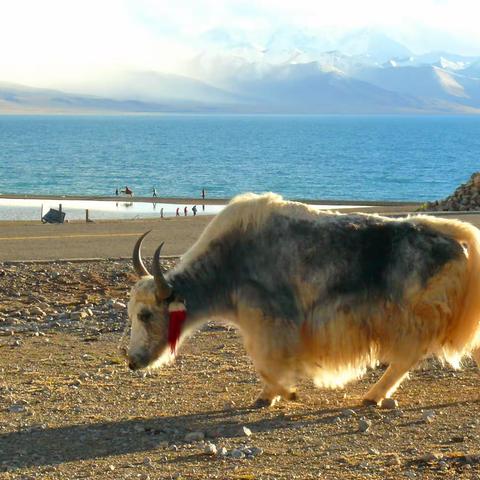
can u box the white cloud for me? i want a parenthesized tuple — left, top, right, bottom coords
(1, 0, 480, 86)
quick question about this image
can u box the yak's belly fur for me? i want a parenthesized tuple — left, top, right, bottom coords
(230, 213, 468, 388)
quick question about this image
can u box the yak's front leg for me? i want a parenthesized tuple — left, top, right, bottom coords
(362, 359, 418, 406)
(252, 369, 298, 408)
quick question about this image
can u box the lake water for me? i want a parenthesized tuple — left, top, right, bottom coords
(0, 198, 368, 221)
(1, 114, 479, 202)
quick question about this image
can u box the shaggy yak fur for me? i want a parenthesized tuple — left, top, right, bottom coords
(126, 193, 480, 407)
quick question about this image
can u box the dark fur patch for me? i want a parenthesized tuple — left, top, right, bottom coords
(171, 212, 464, 322)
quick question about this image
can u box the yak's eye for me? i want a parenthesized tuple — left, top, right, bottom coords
(138, 309, 153, 323)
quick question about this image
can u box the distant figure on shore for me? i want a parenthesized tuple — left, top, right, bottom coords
(152, 187, 157, 197)
(160, 207, 164, 218)
(176, 207, 180, 216)
(192, 205, 197, 216)
(123, 186, 133, 196)
(184, 206, 188, 216)
(115, 188, 119, 196)
(201, 188, 206, 200)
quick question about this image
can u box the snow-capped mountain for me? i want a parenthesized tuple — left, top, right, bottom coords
(2, 31, 480, 114)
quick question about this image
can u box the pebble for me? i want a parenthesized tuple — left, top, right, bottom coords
(358, 418, 371, 433)
(422, 410, 435, 423)
(380, 398, 398, 409)
(184, 431, 205, 442)
(8, 403, 27, 413)
(204, 443, 217, 455)
(341, 409, 356, 417)
(420, 452, 443, 462)
(242, 426, 252, 437)
(217, 447, 228, 456)
(385, 453, 401, 466)
(230, 449, 245, 459)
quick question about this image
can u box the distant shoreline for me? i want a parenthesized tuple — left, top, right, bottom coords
(0, 193, 420, 208)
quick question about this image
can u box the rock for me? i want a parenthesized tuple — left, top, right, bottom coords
(420, 452, 443, 462)
(8, 403, 27, 413)
(385, 453, 401, 466)
(341, 409, 356, 417)
(204, 443, 217, 455)
(217, 447, 228, 456)
(358, 418, 371, 433)
(110, 300, 126, 310)
(70, 311, 88, 321)
(242, 426, 252, 437)
(380, 398, 398, 409)
(422, 410, 435, 423)
(250, 447, 263, 457)
(184, 431, 205, 442)
(230, 449, 245, 459)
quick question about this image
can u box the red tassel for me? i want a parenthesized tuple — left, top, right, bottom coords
(168, 308, 186, 354)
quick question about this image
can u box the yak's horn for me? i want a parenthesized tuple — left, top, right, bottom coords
(133, 231, 151, 277)
(152, 242, 172, 299)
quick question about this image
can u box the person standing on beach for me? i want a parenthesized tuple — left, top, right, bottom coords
(152, 187, 157, 197)
(160, 207, 164, 218)
(115, 188, 119, 196)
(184, 206, 188, 216)
(201, 188, 206, 200)
(176, 207, 180, 216)
(192, 205, 197, 216)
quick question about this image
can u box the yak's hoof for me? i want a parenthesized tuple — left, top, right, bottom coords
(251, 398, 274, 409)
(362, 398, 380, 407)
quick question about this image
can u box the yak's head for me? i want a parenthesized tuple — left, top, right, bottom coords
(126, 231, 180, 371)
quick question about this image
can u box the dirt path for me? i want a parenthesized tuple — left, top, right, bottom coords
(1, 260, 480, 479)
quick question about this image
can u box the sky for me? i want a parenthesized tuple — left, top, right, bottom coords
(1, 0, 480, 87)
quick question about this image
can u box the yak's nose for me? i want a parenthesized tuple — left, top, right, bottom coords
(128, 357, 140, 370)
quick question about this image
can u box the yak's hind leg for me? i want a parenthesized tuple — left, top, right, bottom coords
(362, 359, 419, 406)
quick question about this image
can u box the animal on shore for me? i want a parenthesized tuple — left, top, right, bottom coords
(125, 193, 480, 407)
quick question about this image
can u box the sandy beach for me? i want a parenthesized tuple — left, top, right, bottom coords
(0, 194, 423, 261)
(2, 197, 480, 479)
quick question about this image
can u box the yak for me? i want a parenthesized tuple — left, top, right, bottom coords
(125, 193, 480, 407)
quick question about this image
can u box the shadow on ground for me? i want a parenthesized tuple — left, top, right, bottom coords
(0, 405, 345, 471)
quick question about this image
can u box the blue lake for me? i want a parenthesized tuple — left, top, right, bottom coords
(1, 114, 479, 201)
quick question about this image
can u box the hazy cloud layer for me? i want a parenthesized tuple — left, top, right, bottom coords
(1, 0, 480, 86)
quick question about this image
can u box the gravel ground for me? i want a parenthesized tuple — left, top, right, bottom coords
(1, 260, 480, 479)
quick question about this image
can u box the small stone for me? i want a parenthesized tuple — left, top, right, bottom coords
(8, 403, 26, 413)
(108, 465, 115, 471)
(204, 443, 217, 455)
(143, 456, 153, 466)
(110, 300, 126, 310)
(250, 447, 263, 457)
(380, 398, 398, 409)
(341, 409, 356, 417)
(70, 311, 88, 321)
(184, 431, 205, 442)
(421, 452, 443, 462)
(422, 410, 435, 423)
(386, 453, 401, 466)
(217, 447, 228, 456)
(358, 418, 371, 433)
(242, 426, 252, 437)
(230, 449, 245, 459)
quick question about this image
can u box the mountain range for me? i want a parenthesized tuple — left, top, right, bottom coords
(2, 31, 480, 114)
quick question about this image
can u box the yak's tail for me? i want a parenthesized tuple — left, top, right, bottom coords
(410, 215, 480, 362)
